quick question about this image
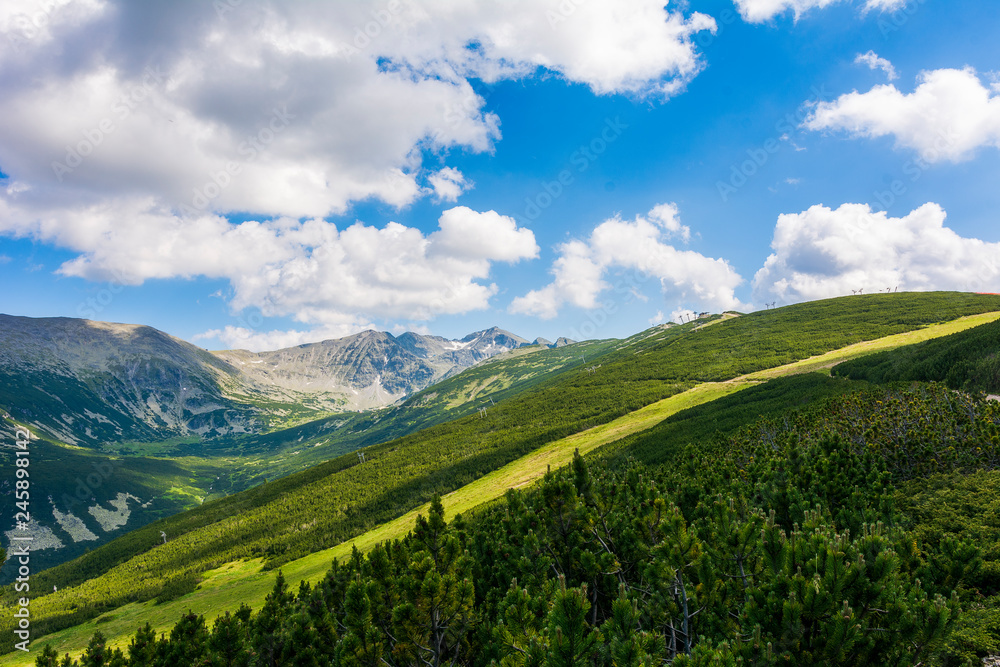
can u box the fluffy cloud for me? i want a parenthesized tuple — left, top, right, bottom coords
(734, 0, 838, 23)
(427, 167, 470, 203)
(804, 67, 1000, 162)
(0, 194, 537, 345)
(0, 0, 718, 341)
(431, 206, 539, 262)
(194, 323, 379, 352)
(753, 202, 1000, 303)
(0, 40, 496, 218)
(510, 204, 747, 320)
(734, 0, 906, 23)
(854, 50, 897, 80)
(648, 202, 691, 242)
(0, 0, 715, 219)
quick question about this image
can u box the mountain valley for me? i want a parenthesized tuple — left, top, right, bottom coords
(0, 317, 575, 577)
(3, 292, 1000, 665)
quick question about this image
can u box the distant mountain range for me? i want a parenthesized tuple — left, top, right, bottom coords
(215, 327, 542, 411)
(0, 314, 571, 447)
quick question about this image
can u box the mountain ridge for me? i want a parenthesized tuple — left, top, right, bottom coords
(0, 317, 586, 582)
(212, 326, 539, 412)
(0, 314, 259, 446)
(6, 293, 1000, 663)
(0, 314, 570, 446)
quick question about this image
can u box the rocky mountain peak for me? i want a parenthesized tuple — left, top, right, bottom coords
(0, 314, 573, 444)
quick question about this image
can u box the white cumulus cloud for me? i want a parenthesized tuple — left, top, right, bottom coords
(427, 167, 470, 203)
(0, 0, 716, 219)
(194, 323, 381, 352)
(0, 194, 537, 348)
(862, 0, 909, 9)
(804, 67, 1000, 162)
(854, 50, 897, 80)
(752, 202, 1000, 303)
(0, 0, 721, 341)
(648, 202, 692, 242)
(510, 204, 748, 319)
(431, 206, 539, 263)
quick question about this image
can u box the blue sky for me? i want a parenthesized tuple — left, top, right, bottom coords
(1, 0, 998, 350)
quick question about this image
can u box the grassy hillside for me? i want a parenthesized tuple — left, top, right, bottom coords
(5, 293, 1000, 661)
(1, 330, 687, 610)
(606, 308, 1000, 465)
(18, 375, 1000, 665)
(832, 316, 1000, 393)
(585, 291, 1000, 382)
(193, 338, 620, 477)
(3, 356, 692, 647)
(0, 339, 615, 583)
(602, 373, 858, 464)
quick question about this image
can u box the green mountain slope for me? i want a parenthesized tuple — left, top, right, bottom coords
(584, 291, 998, 382)
(5, 292, 1000, 660)
(194, 338, 620, 478)
(832, 315, 1000, 393)
(13, 360, 1000, 664)
(0, 337, 618, 588)
(0, 337, 610, 581)
(0, 431, 239, 579)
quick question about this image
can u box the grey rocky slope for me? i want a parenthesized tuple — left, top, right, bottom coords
(0, 315, 260, 445)
(0, 315, 553, 446)
(213, 326, 532, 412)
